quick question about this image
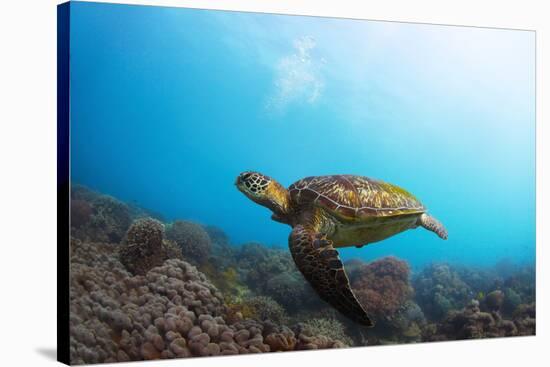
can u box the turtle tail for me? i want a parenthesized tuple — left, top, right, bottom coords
(418, 213, 448, 240)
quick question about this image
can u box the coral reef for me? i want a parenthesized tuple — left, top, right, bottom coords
(69, 184, 536, 363)
(233, 243, 321, 311)
(70, 235, 348, 364)
(204, 225, 235, 269)
(70, 185, 132, 243)
(70, 199, 94, 228)
(483, 290, 505, 312)
(297, 317, 353, 347)
(240, 296, 289, 325)
(166, 220, 212, 265)
(413, 263, 473, 320)
(348, 257, 428, 345)
(424, 299, 535, 341)
(512, 303, 536, 335)
(119, 218, 182, 275)
(351, 257, 412, 322)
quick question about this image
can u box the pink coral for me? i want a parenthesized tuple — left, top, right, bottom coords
(351, 256, 412, 321)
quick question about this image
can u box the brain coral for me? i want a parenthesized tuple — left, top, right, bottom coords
(350, 256, 413, 322)
(119, 218, 182, 275)
(166, 221, 212, 265)
(70, 237, 346, 364)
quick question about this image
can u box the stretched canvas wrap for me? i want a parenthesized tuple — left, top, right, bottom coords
(57, 1, 536, 365)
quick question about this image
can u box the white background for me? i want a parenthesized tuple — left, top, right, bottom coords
(0, 0, 547, 366)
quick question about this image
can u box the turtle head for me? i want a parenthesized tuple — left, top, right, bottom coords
(236, 171, 291, 219)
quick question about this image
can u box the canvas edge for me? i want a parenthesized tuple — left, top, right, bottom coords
(57, 2, 71, 365)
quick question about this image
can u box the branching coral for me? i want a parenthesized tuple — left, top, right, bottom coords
(242, 296, 289, 325)
(166, 220, 212, 265)
(297, 317, 353, 347)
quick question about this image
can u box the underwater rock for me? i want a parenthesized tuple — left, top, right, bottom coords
(413, 263, 472, 321)
(166, 220, 212, 265)
(119, 218, 182, 275)
(351, 256, 413, 322)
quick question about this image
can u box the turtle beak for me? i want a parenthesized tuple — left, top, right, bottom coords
(235, 173, 246, 187)
(236, 172, 252, 186)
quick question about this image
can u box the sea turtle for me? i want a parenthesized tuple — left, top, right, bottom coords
(236, 172, 448, 327)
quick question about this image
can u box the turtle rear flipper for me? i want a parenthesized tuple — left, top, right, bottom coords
(289, 225, 374, 327)
(418, 213, 448, 240)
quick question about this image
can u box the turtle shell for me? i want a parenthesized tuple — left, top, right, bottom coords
(288, 175, 425, 220)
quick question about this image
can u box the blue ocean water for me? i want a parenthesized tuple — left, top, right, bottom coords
(70, 2, 535, 269)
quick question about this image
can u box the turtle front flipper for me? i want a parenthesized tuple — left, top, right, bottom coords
(289, 225, 374, 327)
(418, 213, 448, 240)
